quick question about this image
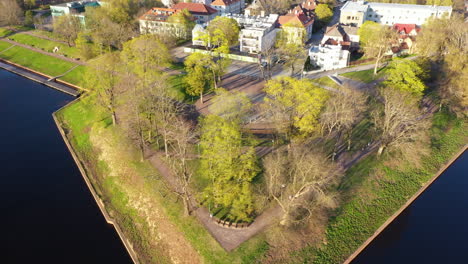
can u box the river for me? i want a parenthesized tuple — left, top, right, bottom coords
(0, 69, 132, 264)
(352, 151, 468, 263)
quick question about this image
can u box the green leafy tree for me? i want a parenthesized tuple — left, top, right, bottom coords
(24, 10, 34, 27)
(54, 14, 83, 47)
(315, 4, 333, 24)
(121, 34, 172, 86)
(383, 58, 427, 96)
(426, 0, 452, 5)
(167, 8, 195, 40)
(204, 16, 240, 49)
(184, 52, 214, 103)
(264, 77, 329, 137)
(200, 115, 259, 222)
(359, 21, 397, 75)
(75, 33, 97, 60)
(209, 88, 252, 121)
(86, 53, 122, 126)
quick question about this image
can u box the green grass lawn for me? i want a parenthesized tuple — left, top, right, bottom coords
(167, 73, 190, 101)
(341, 67, 388, 83)
(0, 45, 77, 76)
(311, 76, 342, 90)
(0, 28, 13, 38)
(8, 33, 81, 59)
(59, 65, 87, 87)
(0, 41, 13, 52)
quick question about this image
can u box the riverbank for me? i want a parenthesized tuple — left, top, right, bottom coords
(343, 144, 467, 264)
(52, 99, 140, 264)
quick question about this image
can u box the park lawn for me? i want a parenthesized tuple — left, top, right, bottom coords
(57, 96, 270, 264)
(0, 28, 13, 38)
(311, 76, 342, 90)
(0, 41, 13, 52)
(341, 67, 387, 83)
(0, 45, 76, 77)
(295, 109, 468, 263)
(8, 33, 81, 59)
(167, 73, 190, 101)
(59, 65, 87, 87)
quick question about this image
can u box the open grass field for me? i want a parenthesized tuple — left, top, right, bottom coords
(0, 28, 13, 38)
(311, 76, 343, 90)
(0, 45, 77, 77)
(59, 65, 87, 87)
(341, 67, 387, 83)
(0, 41, 13, 52)
(8, 33, 81, 59)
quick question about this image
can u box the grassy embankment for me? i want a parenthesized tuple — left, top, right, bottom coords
(56, 97, 269, 263)
(8, 33, 81, 59)
(293, 109, 467, 263)
(341, 68, 387, 83)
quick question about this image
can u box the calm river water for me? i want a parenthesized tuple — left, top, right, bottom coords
(0, 69, 132, 263)
(352, 151, 468, 263)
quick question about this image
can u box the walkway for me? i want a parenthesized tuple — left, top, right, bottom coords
(147, 151, 282, 251)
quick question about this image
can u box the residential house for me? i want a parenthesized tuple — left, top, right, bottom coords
(172, 2, 218, 24)
(340, 0, 452, 27)
(192, 23, 208, 46)
(211, 0, 245, 14)
(392, 23, 420, 54)
(50, 0, 102, 24)
(309, 44, 350, 71)
(278, 3, 315, 44)
(321, 23, 359, 49)
(139, 8, 192, 39)
(244, 0, 267, 16)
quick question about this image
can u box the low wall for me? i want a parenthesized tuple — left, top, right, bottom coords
(183, 47, 258, 63)
(53, 100, 140, 264)
(343, 144, 468, 264)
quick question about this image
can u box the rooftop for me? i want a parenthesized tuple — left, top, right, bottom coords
(139, 8, 177, 22)
(211, 0, 241, 6)
(172, 2, 218, 15)
(341, 1, 452, 12)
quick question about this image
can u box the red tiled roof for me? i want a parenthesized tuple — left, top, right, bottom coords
(279, 12, 314, 27)
(393, 23, 419, 35)
(211, 0, 241, 6)
(172, 2, 218, 15)
(139, 7, 178, 21)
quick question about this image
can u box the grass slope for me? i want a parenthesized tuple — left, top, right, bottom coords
(0, 44, 76, 76)
(8, 33, 80, 59)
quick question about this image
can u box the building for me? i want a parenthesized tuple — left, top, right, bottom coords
(392, 23, 420, 54)
(192, 23, 208, 46)
(244, 0, 267, 16)
(309, 44, 350, 71)
(139, 8, 192, 39)
(278, 3, 315, 44)
(50, 0, 102, 24)
(340, 1, 452, 27)
(172, 2, 218, 24)
(211, 0, 245, 14)
(322, 23, 359, 49)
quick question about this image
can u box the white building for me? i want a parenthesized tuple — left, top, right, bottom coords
(309, 45, 350, 71)
(322, 23, 360, 49)
(340, 1, 452, 27)
(211, 0, 245, 14)
(223, 13, 279, 54)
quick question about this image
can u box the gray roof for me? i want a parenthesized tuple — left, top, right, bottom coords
(341, 1, 452, 13)
(340, 1, 369, 12)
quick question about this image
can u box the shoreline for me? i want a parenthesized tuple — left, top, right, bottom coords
(343, 144, 468, 264)
(0, 58, 82, 96)
(52, 99, 140, 264)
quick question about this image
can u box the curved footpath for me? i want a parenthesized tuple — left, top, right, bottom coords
(343, 144, 468, 264)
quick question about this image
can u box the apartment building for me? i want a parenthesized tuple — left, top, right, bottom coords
(309, 44, 350, 70)
(211, 0, 245, 14)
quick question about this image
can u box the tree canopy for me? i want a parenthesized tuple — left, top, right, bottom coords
(383, 58, 427, 96)
(359, 21, 396, 74)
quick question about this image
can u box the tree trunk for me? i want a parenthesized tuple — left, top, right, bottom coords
(111, 111, 117, 126)
(164, 133, 169, 157)
(374, 49, 383, 75)
(377, 145, 385, 156)
(200, 91, 204, 104)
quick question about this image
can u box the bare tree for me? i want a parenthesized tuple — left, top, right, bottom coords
(373, 88, 430, 156)
(320, 88, 368, 149)
(0, 0, 23, 27)
(53, 14, 82, 47)
(264, 146, 340, 226)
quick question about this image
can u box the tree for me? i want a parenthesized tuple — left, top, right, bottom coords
(54, 15, 83, 47)
(359, 21, 397, 75)
(372, 88, 430, 156)
(264, 77, 329, 137)
(167, 8, 195, 40)
(121, 34, 172, 86)
(315, 4, 333, 24)
(0, 0, 23, 27)
(204, 16, 240, 48)
(320, 88, 367, 149)
(24, 10, 34, 27)
(200, 115, 259, 222)
(24, 0, 37, 9)
(276, 22, 308, 76)
(264, 146, 339, 226)
(426, 0, 452, 5)
(184, 52, 214, 103)
(383, 58, 427, 96)
(86, 53, 122, 126)
(417, 15, 467, 116)
(75, 32, 97, 60)
(209, 88, 252, 121)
